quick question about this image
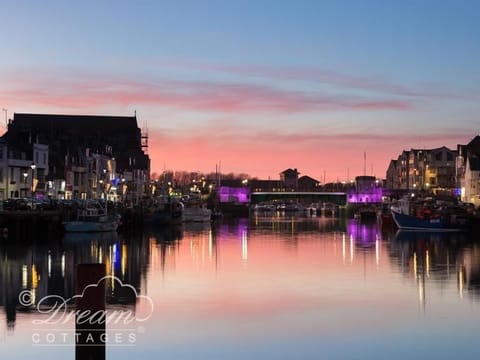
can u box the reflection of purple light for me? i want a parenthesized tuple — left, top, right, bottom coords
(347, 220, 378, 243)
(217, 219, 249, 240)
(237, 221, 248, 239)
(219, 186, 250, 203)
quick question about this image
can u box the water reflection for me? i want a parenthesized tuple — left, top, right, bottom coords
(388, 230, 480, 304)
(1, 216, 480, 359)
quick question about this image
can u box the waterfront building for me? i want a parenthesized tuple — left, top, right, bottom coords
(298, 175, 321, 191)
(1, 113, 149, 201)
(280, 168, 299, 190)
(386, 147, 457, 194)
(249, 179, 283, 192)
(0, 138, 49, 200)
(462, 157, 480, 206)
(385, 159, 399, 190)
(457, 136, 480, 205)
(218, 179, 250, 204)
(347, 175, 382, 204)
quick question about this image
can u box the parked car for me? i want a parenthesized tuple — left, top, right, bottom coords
(3, 198, 29, 210)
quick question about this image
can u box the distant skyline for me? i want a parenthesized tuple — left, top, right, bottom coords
(1, 0, 479, 182)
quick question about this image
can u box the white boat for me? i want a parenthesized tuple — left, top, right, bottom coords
(253, 204, 276, 212)
(63, 202, 119, 232)
(182, 203, 212, 222)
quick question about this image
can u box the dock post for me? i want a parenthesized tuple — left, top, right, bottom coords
(76, 264, 106, 360)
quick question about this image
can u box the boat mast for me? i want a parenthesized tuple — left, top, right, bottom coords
(364, 151, 367, 176)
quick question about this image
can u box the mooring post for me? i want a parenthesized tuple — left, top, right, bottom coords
(76, 263, 106, 360)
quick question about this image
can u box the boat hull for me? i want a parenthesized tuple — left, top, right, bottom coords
(391, 209, 467, 232)
(63, 220, 118, 232)
(143, 201, 184, 226)
(182, 208, 212, 222)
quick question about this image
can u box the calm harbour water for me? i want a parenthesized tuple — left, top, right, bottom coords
(1, 214, 480, 359)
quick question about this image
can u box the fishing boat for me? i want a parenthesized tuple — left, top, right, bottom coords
(143, 199, 184, 226)
(182, 203, 212, 222)
(63, 203, 119, 232)
(390, 207, 472, 231)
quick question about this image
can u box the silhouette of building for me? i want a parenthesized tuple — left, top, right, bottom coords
(1, 113, 149, 201)
(249, 179, 283, 192)
(280, 168, 299, 190)
(298, 175, 320, 191)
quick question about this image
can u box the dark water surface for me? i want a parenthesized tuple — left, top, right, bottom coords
(1, 215, 479, 359)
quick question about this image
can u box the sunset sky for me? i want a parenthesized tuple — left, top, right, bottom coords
(1, 0, 479, 182)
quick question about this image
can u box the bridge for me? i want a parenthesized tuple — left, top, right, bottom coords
(250, 192, 348, 206)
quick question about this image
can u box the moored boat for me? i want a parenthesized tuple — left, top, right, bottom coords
(357, 205, 377, 221)
(144, 200, 184, 226)
(63, 216, 119, 232)
(390, 208, 472, 231)
(63, 204, 119, 232)
(182, 203, 212, 222)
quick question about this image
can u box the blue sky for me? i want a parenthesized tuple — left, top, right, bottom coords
(1, 0, 479, 180)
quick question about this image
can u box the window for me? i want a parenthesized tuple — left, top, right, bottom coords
(43, 153, 47, 165)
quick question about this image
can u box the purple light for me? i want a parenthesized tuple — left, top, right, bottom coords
(347, 177, 382, 204)
(218, 186, 250, 203)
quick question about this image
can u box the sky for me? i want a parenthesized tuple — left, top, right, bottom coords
(1, 0, 479, 182)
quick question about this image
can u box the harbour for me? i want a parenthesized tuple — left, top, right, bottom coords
(2, 2, 480, 358)
(1, 213, 480, 359)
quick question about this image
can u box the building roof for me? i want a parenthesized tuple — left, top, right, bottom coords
(3, 113, 149, 177)
(387, 159, 398, 170)
(467, 135, 480, 148)
(298, 175, 320, 183)
(468, 156, 480, 171)
(430, 146, 456, 153)
(6, 113, 142, 149)
(280, 168, 299, 175)
(355, 175, 376, 181)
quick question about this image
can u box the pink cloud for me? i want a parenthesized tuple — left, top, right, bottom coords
(1, 69, 410, 114)
(154, 60, 474, 100)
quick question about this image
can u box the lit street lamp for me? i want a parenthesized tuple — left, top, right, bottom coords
(23, 171, 28, 197)
(99, 179, 104, 199)
(30, 163, 36, 209)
